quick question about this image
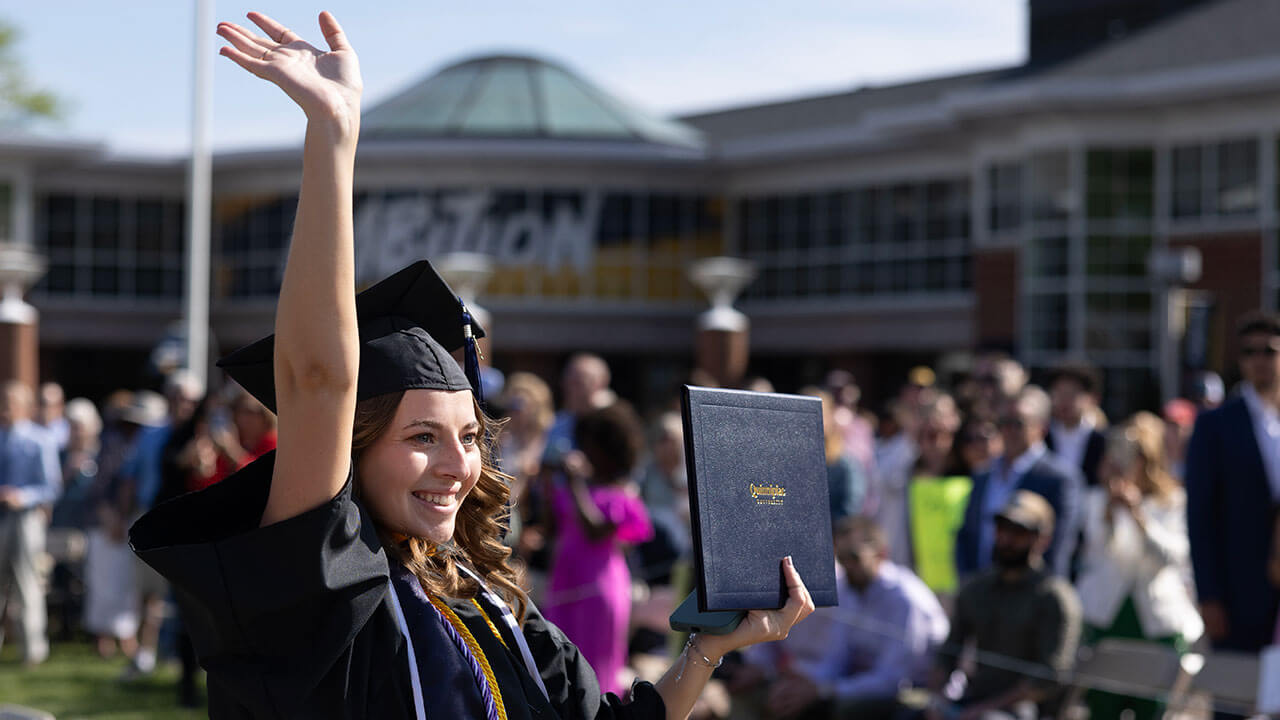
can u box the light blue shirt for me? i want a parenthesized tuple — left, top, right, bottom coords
(978, 443, 1047, 572)
(1241, 383, 1280, 501)
(120, 424, 173, 511)
(0, 420, 62, 509)
(541, 411, 576, 466)
(38, 417, 70, 452)
(810, 561, 950, 701)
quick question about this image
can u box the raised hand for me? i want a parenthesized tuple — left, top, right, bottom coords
(217, 11, 362, 134)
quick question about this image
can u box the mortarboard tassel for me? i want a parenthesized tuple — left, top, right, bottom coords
(461, 303, 485, 407)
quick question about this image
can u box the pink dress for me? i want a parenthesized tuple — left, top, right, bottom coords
(544, 483, 652, 696)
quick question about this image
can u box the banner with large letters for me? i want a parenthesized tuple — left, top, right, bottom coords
(217, 188, 723, 302)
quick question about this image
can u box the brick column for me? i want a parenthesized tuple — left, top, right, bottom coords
(0, 244, 46, 389)
(689, 257, 757, 389)
(695, 326, 750, 388)
(0, 320, 37, 390)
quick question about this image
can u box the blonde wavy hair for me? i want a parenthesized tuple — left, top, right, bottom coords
(502, 372, 555, 435)
(1105, 411, 1179, 504)
(799, 387, 844, 464)
(352, 391, 528, 623)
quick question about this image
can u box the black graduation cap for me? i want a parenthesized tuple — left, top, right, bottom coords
(217, 261, 486, 414)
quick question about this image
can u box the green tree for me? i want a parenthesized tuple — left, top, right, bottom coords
(0, 19, 61, 126)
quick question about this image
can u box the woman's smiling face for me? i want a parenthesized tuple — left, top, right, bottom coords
(357, 389, 482, 544)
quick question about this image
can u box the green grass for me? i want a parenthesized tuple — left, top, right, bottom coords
(0, 641, 206, 719)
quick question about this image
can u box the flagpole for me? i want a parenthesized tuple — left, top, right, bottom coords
(184, 0, 214, 388)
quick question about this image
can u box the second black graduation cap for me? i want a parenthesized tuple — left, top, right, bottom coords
(216, 261, 486, 413)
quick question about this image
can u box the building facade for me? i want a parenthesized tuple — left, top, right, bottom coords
(4, 0, 1277, 415)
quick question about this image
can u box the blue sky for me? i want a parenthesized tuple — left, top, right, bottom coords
(4, 1, 1024, 156)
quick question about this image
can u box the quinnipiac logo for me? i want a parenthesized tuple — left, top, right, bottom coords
(749, 483, 786, 506)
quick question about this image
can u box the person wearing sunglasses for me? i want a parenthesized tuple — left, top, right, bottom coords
(1045, 363, 1107, 489)
(1186, 311, 1280, 687)
(954, 386, 1081, 581)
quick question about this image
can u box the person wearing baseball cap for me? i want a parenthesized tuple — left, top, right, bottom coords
(994, 490, 1055, 542)
(925, 490, 1081, 720)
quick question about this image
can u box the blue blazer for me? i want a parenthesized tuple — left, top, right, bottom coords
(1185, 396, 1280, 652)
(955, 451, 1082, 578)
(1046, 428, 1107, 487)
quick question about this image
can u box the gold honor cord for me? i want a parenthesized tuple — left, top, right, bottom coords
(472, 597, 510, 650)
(429, 595, 509, 720)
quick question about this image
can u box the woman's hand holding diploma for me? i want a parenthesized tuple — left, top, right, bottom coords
(655, 557, 815, 720)
(696, 556, 816, 661)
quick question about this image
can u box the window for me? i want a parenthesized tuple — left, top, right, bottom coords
(1084, 290, 1152, 352)
(595, 192, 636, 299)
(824, 191, 851, 248)
(737, 179, 971, 301)
(773, 196, 795, 253)
(925, 180, 969, 246)
(1216, 139, 1258, 215)
(1099, 368, 1157, 427)
(1009, 145, 1165, 420)
(857, 188, 885, 245)
(1028, 293, 1069, 352)
(1082, 234, 1154, 357)
(33, 193, 185, 300)
(1171, 145, 1202, 218)
(988, 163, 1022, 233)
(45, 195, 76, 250)
(217, 194, 295, 298)
(890, 184, 918, 244)
(135, 199, 183, 297)
(1086, 149, 1153, 221)
(741, 198, 765, 255)
(458, 64, 538, 135)
(0, 183, 11, 244)
(1170, 138, 1257, 221)
(1028, 152, 1072, 223)
(1029, 236, 1069, 278)
(539, 65, 632, 137)
(90, 198, 120, 251)
(597, 193, 633, 248)
(794, 195, 814, 251)
(761, 196, 782, 255)
(1086, 234, 1151, 278)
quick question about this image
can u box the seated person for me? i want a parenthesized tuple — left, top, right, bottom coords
(924, 491, 1082, 720)
(727, 589, 845, 720)
(729, 517, 949, 720)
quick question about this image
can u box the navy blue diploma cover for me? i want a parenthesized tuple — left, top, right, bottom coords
(681, 386, 838, 611)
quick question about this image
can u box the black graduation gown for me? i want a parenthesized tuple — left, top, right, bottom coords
(129, 450, 665, 719)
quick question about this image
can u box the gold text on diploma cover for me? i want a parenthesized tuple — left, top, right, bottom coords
(749, 483, 787, 506)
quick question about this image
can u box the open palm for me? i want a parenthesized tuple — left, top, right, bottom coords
(217, 11, 362, 128)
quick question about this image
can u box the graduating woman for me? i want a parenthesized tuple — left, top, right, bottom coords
(129, 11, 814, 719)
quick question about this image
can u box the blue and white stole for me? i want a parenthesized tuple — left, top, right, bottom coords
(385, 564, 548, 720)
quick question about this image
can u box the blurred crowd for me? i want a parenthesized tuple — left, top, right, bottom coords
(0, 371, 276, 706)
(1, 310, 1279, 718)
